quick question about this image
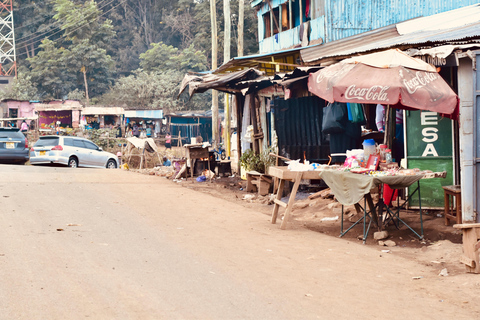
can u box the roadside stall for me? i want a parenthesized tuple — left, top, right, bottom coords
(34, 101, 83, 134)
(124, 137, 162, 169)
(269, 49, 459, 241)
(81, 106, 124, 129)
(124, 110, 163, 139)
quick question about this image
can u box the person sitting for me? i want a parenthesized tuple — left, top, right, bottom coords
(162, 156, 171, 166)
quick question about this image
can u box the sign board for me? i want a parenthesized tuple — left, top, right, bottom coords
(405, 110, 454, 208)
(416, 54, 459, 67)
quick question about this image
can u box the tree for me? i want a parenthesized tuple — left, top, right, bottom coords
(25, 0, 115, 99)
(27, 39, 75, 98)
(0, 68, 38, 100)
(100, 44, 210, 112)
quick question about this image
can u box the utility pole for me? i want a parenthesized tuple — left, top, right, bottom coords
(238, 0, 244, 57)
(210, 0, 219, 147)
(0, 0, 17, 77)
(224, 0, 231, 157)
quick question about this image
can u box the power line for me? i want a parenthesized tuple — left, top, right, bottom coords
(15, 0, 111, 31)
(15, 0, 117, 49)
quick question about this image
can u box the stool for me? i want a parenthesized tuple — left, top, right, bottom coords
(453, 223, 480, 273)
(246, 171, 273, 196)
(443, 185, 461, 226)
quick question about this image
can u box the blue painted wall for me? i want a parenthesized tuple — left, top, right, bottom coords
(255, 0, 480, 53)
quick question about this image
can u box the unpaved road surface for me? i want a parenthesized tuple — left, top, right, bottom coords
(0, 164, 478, 319)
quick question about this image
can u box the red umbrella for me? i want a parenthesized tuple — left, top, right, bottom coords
(308, 49, 459, 120)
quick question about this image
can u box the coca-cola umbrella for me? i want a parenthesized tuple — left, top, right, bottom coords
(307, 49, 459, 120)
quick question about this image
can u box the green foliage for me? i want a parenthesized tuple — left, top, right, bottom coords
(0, 71, 38, 100)
(67, 88, 85, 101)
(239, 148, 276, 174)
(84, 128, 121, 151)
(14, 0, 259, 102)
(140, 42, 208, 73)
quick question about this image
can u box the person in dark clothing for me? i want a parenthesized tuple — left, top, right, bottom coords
(116, 125, 122, 138)
(132, 124, 140, 137)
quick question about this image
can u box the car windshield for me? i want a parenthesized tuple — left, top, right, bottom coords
(34, 137, 59, 147)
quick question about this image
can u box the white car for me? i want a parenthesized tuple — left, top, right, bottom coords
(30, 136, 119, 168)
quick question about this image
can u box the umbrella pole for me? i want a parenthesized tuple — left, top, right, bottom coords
(383, 105, 394, 150)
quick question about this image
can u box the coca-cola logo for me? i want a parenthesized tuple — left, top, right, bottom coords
(344, 85, 390, 102)
(403, 71, 438, 94)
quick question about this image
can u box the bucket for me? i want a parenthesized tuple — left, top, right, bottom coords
(190, 137, 197, 144)
(363, 139, 376, 161)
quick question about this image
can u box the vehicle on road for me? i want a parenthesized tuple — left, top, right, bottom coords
(30, 136, 119, 168)
(0, 127, 29, 165)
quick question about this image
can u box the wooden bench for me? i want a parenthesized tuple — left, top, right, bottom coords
(246, 171, 272, 196)
(453, 223, 480, 273)
(442, 185, 461, 226)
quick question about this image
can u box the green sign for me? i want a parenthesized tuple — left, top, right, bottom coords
(405, 110, 454, 208)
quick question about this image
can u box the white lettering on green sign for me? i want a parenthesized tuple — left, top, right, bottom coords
(420, 111, 439, 157)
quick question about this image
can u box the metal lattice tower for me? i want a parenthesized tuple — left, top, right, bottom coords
(0, 0, 16, 76)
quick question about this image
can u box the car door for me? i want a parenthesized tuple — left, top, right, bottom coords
(83, 140, 107, 167)
(72, 139, 90, 166)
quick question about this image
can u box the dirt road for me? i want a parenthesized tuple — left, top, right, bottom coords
(0, 164, 478, 319)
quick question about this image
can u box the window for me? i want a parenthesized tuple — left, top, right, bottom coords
(73, 139, 86, 148)
(63, 138, 73, 146)
(263, 12, 271, 38)
(84, 141, 99, 150)
(35, 137, 59, 147)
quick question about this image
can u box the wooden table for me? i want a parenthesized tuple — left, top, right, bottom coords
(184, 144, 210, 180)
(269, 166, 322, 229)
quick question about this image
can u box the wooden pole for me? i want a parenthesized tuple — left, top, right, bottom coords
(210, 0, 219, 148)
(237, 0, 244, 57)
(224, 0, 231, 157)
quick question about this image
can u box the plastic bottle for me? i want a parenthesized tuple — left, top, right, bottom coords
(379, 144, 388, 161)
(362, 139, 376, 161)
(385, 149, 392, 163)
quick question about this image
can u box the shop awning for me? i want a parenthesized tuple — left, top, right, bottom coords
(82, 107, 124, 115)
(124, 110, 163, 119)
(34, 103, 83, 111)
(301, 4, 480, 65)
(178, 68, 265, 98)
(126, 137, 158, 153)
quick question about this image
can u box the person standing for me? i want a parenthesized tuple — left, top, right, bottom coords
(146, 125, 152, 137)
(132, 124, 140, 137)
(116, 125, 122, 138)
(165, 132, 172, 149)
(20, 120, 28, 133)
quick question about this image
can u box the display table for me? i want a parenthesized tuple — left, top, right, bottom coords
(184, 143, 210, 180)
(319, 170, 425, 241)
(268, 166, 325, 229)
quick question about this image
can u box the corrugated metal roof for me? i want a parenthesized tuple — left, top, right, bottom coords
(250, 0, 263, 7)
(124, 110, 163, 119)
(82, 107, 124, 115)
(214, 45, 320, 74)
(301, 4, 480, 65)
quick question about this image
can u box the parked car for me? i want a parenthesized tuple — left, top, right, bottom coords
(0, 127, 29, 164)
(30, 136, 119, 168)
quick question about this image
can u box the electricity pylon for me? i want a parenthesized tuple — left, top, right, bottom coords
(0, 0, 16, 77)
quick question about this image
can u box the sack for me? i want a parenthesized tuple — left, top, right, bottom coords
(322, 102, 347, 134)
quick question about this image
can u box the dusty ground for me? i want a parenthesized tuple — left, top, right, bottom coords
(3, 164, 479, 319)
(138, 171, 467, 278)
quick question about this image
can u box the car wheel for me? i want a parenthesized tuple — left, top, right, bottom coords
(106, 159, 117, 169)
(68, 157, 78, 168)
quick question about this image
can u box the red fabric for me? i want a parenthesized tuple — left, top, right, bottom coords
(383, 184, 398, 206)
